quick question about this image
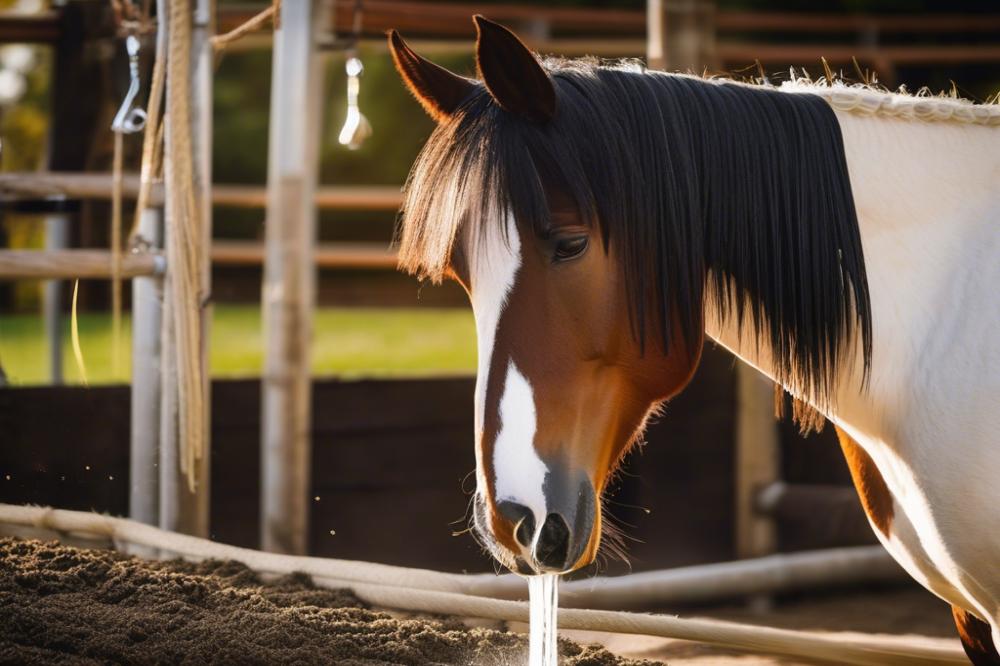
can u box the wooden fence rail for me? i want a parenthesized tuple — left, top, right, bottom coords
(0, 242, 395, 280)
(0, 249, 162, 280)
(0, 173, 403, 212)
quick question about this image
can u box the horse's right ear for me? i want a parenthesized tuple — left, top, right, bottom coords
(388, 30, 476, 123)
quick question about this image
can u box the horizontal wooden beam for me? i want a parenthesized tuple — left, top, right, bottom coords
(722, 43, 1000, 66)
(213, 184, 403, 211)
(715, 11, 1000, 34)
(212, 241, 397, 270)
(4, 5, 997, 45)
(0, 12, 61, 43)
(0, 173, 403, 212)
(0, 250, 162, 280)
(218, 2, 1000, 39)
(0, 241, 398, 280)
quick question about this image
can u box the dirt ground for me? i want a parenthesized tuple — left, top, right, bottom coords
(0, 538, 650, 666)
(0, 537, 962, 665)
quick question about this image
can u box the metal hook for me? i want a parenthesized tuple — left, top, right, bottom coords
(111, 35, 147, 134)
(338, 56, 371, 150)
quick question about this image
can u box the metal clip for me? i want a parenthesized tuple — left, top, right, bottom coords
(338, 56, 371, 150)
(111, 35, 147, 134)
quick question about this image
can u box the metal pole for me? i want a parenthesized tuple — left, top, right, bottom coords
(735, 364, 780, 611)
(647, 0, 716, 72)
(43, 211, 69, 383)
(261, 0, 327, 555)
(130, 206, 163, 527)
(646, 0, 666, 70)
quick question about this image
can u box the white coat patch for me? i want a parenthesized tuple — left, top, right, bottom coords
(492, 360, 548, 530)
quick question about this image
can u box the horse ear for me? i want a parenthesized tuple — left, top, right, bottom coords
(388, 29, 476, 122)
(473, 15, 556, 123)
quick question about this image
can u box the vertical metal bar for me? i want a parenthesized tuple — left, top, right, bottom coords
(43, 211, 69, 384)
(735, 364, 780, 610)
(646, 0, 665, 70)
(130, 207, 163, 527)
(647, 0, 717, 72)
(187, 0, 214, 537)
(261, 0, 327, 555)
(157, 0, 181, 536)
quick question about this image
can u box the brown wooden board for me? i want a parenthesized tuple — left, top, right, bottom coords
(0, 346, 857, 573)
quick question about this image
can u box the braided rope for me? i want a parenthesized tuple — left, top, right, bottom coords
(164, 0, 205, 491)
(780, 80, 1000, 126)
(110, 130, 124, 378)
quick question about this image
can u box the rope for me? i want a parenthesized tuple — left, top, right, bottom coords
(0, 504, 966, 666)
(70, 282, 88, 386)
(164, 0, 205, 491)
(110, 131, 124, 378)
(129, 8, 167, 244)
(210, 0, 280, 54)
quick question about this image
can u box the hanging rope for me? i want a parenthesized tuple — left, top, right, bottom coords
(129, 13, 167, 244)
(110, 30, 149, 379)
(164, 0, 206, 491)
(110, 130, 124, 377)
(210, 0, 280, 55)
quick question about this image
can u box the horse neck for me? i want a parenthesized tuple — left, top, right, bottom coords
(705, 108, 1000, 443)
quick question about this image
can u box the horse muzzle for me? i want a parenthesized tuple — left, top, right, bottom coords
(497, 465, 596, 574)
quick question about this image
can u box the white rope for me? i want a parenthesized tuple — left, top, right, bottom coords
(0, 504, 965, 665)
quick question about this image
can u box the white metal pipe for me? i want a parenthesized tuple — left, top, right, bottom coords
(130, 207, 163, 528)
(260, 0, 326, 555)
(43, 212, 69, 384)
(0, 504, 963, 666)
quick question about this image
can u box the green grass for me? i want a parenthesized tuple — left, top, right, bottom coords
(0, 305, 477, 386)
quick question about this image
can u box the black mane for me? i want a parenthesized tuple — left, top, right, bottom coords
(398, 60, 872, 406)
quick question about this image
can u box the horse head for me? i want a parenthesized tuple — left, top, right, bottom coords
(389, 17, 703, 574)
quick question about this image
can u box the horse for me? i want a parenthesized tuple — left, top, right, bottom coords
(389, 17, 1000, 663)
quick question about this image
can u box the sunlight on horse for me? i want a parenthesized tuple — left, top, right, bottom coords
(390, 16, 1000, 662)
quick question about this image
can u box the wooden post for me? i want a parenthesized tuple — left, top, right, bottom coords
(261, 0, 327, 555)
(130, 206, 163, 527)
(735, 364, 780, 610)
(43, 212, 69, 383)
(647, 0, 716, 72)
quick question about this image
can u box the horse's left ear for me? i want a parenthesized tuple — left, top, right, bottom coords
(473, 15, 556, 123)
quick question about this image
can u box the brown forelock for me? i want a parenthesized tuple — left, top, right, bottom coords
(835, 426, 894, 537)
(478, 199, 704, 558)
(952, 605, 1000, 665)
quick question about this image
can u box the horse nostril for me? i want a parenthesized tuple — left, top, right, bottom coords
(515, 513, 536, 548)
(534, 513, 570, 571)
(498, 501, 535, 549)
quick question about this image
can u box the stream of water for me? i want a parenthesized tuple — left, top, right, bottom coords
(528, 574, 559, 666)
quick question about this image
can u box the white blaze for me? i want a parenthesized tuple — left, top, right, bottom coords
(494, 360, 548, 527)
(469, 212, 548, 527)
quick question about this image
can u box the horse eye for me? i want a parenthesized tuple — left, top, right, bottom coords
(553, 235, 589, 262)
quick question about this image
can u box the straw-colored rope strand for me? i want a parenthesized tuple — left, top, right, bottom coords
(210, 0, 279, 53)
(110, 130, 124, 378)
(165, 0, 205, 491)
(128, 9, 167, 244)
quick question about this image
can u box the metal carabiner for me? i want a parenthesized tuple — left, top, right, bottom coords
(111, 35, 147, 134)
